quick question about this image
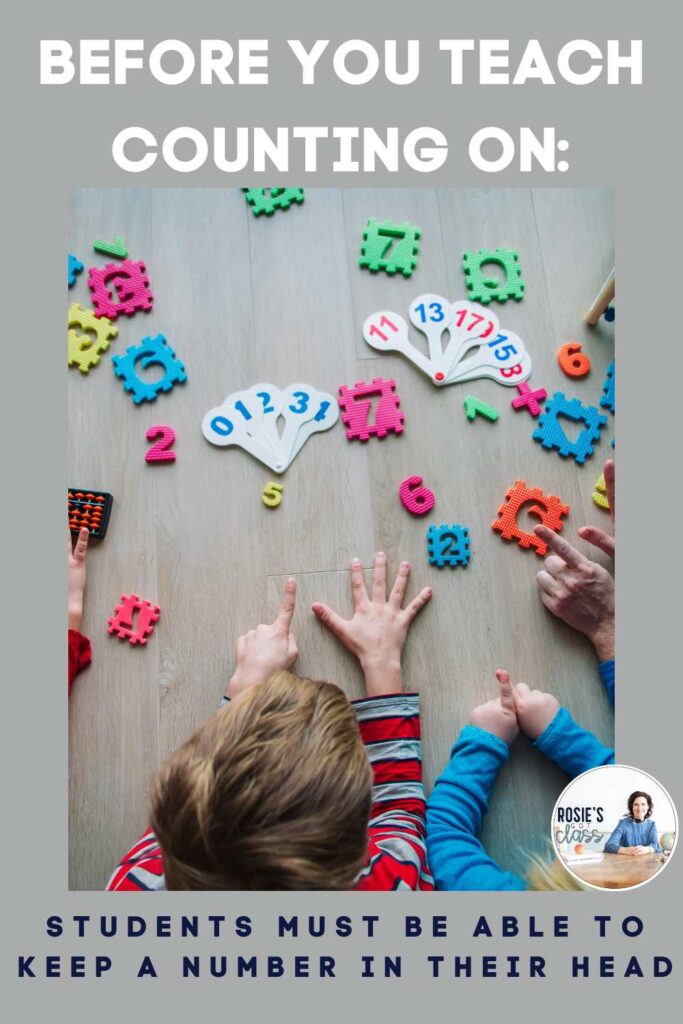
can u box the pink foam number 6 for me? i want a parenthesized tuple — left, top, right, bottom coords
(399, 475, 435, 516)
(145, 425, 176, 463)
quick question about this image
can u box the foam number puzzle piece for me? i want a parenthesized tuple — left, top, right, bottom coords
(68, 303, 118, 374)
(93, 235, 129, 259)
(68, 253, 84, 288)
(399, 476, 435, 516)
(491, 480, 570, 557)
(592, 472, 610, 511)
(462, 248, 525, 305)
(532, 391, 607, 465)
(145, 425, 176, 463)
(557, 342, 591, 378)
(464, 395, 499, 422)
(338, 378, 404, 442)
(359, 219, 421, 277)
(511, 381, 547, 417)
(68, 489, 114, 540)
(243, 188, 304, 216)
(262, 482, 283, 508)
(107, 593, 160, 646)
(600, 361, 615, 413)
(112, 334, 187, 405)
(427, 523, 471, 568)
(88, 259, 154, 320)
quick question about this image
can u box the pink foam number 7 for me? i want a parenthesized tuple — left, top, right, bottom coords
(145, 425, 176, 463)
(369, 314, 400, 343)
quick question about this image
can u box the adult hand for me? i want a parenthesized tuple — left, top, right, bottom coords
(534, 524, 615, 662)
(311, 553, 432, 698)
(512, 682, 561, 740)
(226, 578, 299, 698)
(68, 525, 89, 631)
(469, 670, 520, 746)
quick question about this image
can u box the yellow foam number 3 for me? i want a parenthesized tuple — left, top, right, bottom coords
(262, 481, 283, 508)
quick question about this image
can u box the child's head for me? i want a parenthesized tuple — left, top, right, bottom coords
(150, 671, 372, 890)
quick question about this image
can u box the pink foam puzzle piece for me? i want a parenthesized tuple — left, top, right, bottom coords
(399, 475, 435, 516)
(107, 593, 160, 645)
(338, 377, 404, 442)
(88, 259, 154, 321)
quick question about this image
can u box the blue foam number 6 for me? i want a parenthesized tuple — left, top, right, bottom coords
(211, 415, 234, 436)
(289, 391, 310, 414)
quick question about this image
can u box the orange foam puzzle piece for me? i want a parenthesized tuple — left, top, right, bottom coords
(491, 479, 569, 556)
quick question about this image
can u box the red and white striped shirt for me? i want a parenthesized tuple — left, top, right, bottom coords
(106, 692, 433, 891)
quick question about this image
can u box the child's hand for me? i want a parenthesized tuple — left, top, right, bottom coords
(311, 553, 432, 698)
(469, 670, 519, 746)
(512, 681, 561, 740)
(226, 578, 299, 698)
(68, 526, 89, 632)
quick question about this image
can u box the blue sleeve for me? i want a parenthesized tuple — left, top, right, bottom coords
(426, 725, 526, 891)
(533, 707, 614, 777)
(604, 820, 626, 853)
(649, 821, 663, 852)
(599, 659, 615, 707)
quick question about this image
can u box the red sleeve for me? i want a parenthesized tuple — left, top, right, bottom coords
(352, 693, 434, 891)
(68, 629, 92, 695)
(106, 829, 166, 891)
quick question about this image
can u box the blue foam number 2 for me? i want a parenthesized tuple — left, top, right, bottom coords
(415, 302, 445, 324)
(211, 415, 234, 436)
(289, 391, 310, 414)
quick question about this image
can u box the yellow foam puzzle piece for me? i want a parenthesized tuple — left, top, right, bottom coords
(68, 303, 118, 374)
(592, 472, 610, 511)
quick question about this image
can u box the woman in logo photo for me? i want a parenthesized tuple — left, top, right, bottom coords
(603, 792, 663, 856)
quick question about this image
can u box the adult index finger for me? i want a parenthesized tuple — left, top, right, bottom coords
(534, 526, 586, 569)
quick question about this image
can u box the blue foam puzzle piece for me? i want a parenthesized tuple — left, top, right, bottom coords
(427, 523, 471, 568)
(600, 361, 615, 414)
(532, 391, 607, 465)
(68, 253, 84, 288)
(112, 334, 187, 405)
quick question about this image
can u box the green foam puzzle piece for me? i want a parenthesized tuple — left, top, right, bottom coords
(243, 188, 305, 216)
(359, 218, 421, 277)
(464, 395, 499, 422)
(462, 248, 525, 304)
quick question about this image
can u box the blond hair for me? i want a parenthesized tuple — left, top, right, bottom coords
(150, 671, 372, 890)
(526, 851, 587, 891)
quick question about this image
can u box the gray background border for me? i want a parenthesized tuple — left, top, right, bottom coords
(2, 1, 680, 1018)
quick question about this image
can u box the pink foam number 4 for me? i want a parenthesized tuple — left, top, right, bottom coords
(145, 425, 176, 463)
(338, 377, 404, 442)
(399, 476, 435, 516)
(88, 259, 154, 321)
(511, 381, 547, 417)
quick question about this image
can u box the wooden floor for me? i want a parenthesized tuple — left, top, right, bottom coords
(68, 188, 615, 890)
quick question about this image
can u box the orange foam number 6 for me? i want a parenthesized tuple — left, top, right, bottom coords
(557, 342, 591, 378)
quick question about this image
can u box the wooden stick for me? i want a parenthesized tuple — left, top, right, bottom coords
(585, 268, 615, 326)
